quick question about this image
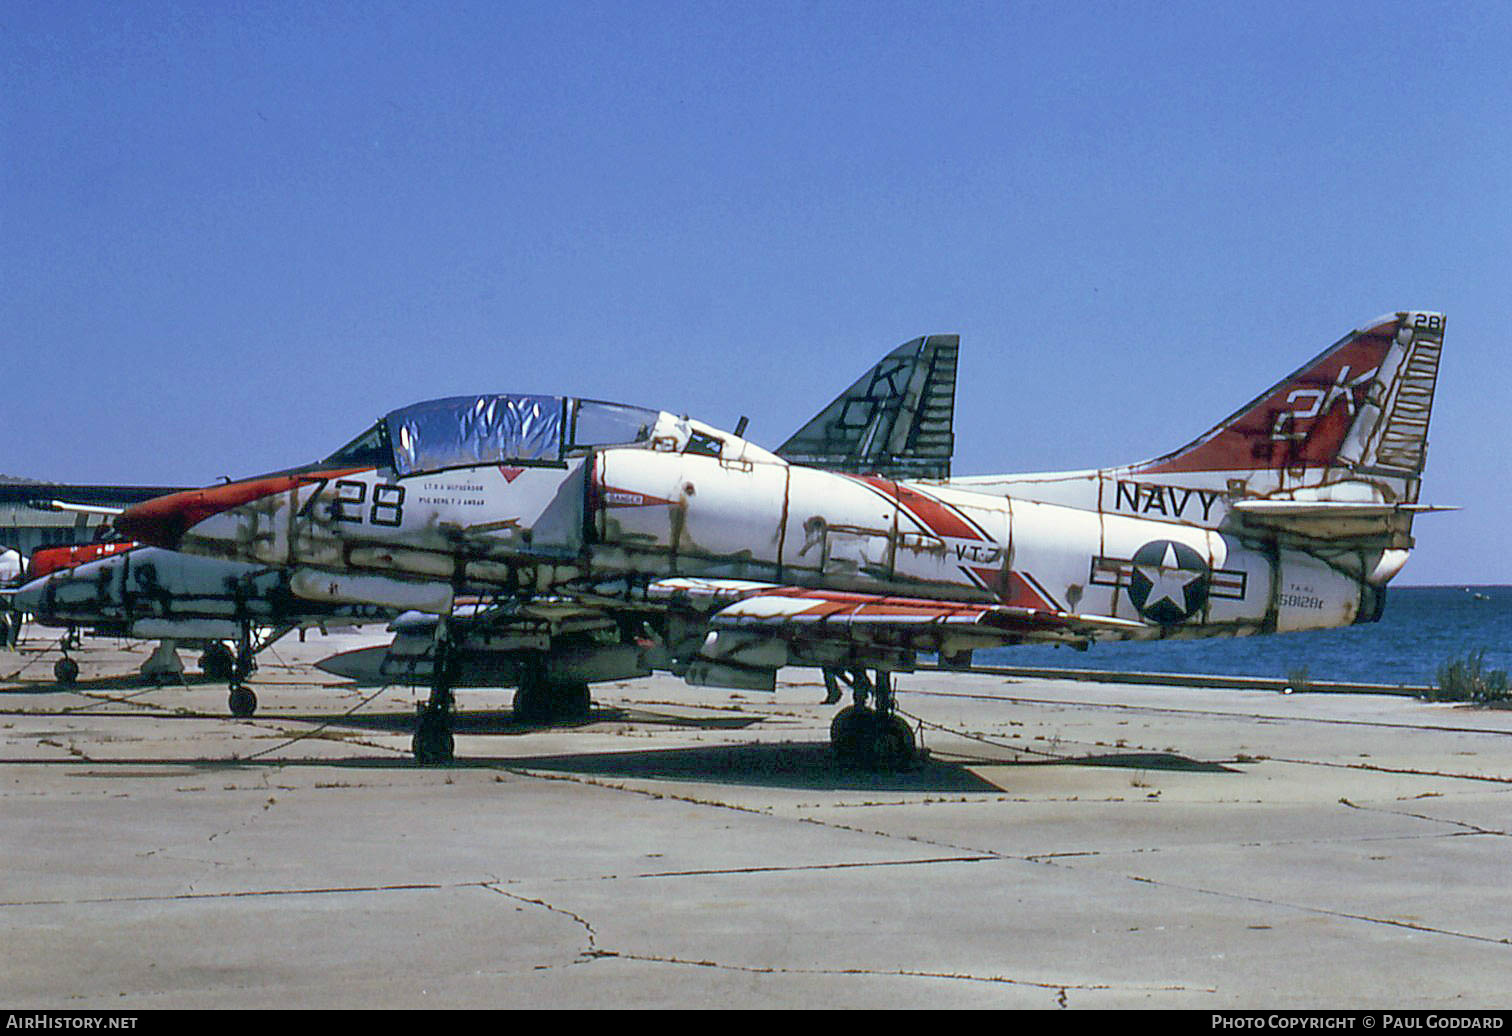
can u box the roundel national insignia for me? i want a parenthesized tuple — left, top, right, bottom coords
(1127, 540, 1211, 624)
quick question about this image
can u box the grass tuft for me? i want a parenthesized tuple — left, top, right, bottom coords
(1427, 650, 1510, 703)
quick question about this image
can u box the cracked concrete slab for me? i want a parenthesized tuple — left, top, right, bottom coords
(3, 632, 1511, 1008)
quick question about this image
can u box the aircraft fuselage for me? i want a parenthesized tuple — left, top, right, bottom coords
(138, 439, 1380, 647)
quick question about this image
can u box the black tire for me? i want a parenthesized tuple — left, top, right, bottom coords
(830, 705, 872, 762)
(412, 708, 455, 765)
(200, 643, 235, 681)
(831, 708, 916, 770)
(875, 714, 917, 771)
(558, 681, 592, 722)
(228, 686, 258, 717)
(54, 657, 79, 685)
(514, 677, 592, 725)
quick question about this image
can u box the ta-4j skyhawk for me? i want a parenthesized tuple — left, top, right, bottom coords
(116, 312, 1447, 768)
(3, 334, 958, 717)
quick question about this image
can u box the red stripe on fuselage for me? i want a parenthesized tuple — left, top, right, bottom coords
(849, 475, 986, 542)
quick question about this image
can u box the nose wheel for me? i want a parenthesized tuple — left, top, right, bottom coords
(826, 669, 919, 770)
(224, 623, 262, 717)
(53, 629, 82, 685)
(54, 656, 80, 686)
(228, 685, 258, 717)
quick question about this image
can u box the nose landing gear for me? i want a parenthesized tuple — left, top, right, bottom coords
(53, 629, 82, 685)
(221, 623, 290, 718)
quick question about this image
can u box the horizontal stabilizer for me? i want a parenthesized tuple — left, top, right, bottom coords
(1229, 499, 1454, 543)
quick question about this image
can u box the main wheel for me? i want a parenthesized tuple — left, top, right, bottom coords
(412, 705, 455, 765)
(54, 657, 79, 685)
(200, 643, 235, 681)
(874, 714, 917, 771)
(514, 677, 592, 725)
(557, 681, 592, 722)
(228, 686, 258, 717)
(830, 705, 873, 763)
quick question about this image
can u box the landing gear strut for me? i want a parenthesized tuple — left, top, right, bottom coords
(53, 629, 81, 685)
(826, 668, 918, 770)
(226, 622, 264, 718)
(412, 620, 456, 765)
(0, 610, 19, 651)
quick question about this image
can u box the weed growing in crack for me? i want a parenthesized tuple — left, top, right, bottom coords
(1427, 650, 1509, 703)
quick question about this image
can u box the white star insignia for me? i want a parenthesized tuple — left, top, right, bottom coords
(1137, 543, 1201, 613)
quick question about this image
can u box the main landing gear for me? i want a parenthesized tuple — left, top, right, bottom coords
(413, 621, 457, 765)
(824, 668, 919, 770)
(409, 629, 601, 765)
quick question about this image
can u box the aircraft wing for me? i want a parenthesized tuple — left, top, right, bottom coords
(712, 587, 1139, 637)
(646, 577, 1142, 653)
(777, 334, 958, 480)
(320, 576, 1146, 691)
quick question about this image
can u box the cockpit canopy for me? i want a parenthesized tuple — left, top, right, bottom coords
(324, 394, 662, 476)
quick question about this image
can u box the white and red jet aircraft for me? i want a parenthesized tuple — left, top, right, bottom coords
(116, 311, 1447, 767)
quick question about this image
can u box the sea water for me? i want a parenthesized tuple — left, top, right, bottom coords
(973, 585, 1512, 688)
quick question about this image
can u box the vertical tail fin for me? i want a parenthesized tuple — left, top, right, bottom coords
(777, 334, 959, 480)
(1132, 312, 1445, 502)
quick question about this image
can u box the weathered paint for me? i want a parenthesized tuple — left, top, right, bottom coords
(12, 546, 391, 634)
(113, 312, 1446, 685)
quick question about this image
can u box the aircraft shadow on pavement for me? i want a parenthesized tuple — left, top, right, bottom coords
(420, 742, 1235, 790)
(485, 740, 1006, 793)
(1050, 751, 1237, 773)
(0, 672, 225, 694)
(425, 745, 1233, 789)
(268, 708, 1007, 791)
(274, 706, 767, 735)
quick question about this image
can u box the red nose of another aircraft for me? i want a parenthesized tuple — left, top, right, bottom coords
(115, 475, 319, 549)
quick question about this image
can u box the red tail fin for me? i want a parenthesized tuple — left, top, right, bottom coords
(1133, 312, 1443, 478)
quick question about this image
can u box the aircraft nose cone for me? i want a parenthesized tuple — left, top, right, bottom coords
(115, 493, 195, 549)
(115, 472, 342, 551)
(116, 479, 285, 549)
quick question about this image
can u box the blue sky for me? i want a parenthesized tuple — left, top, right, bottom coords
(3, 1, 1508, 584)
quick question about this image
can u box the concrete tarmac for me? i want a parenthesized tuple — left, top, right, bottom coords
(2, 630, 1510, 1010)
